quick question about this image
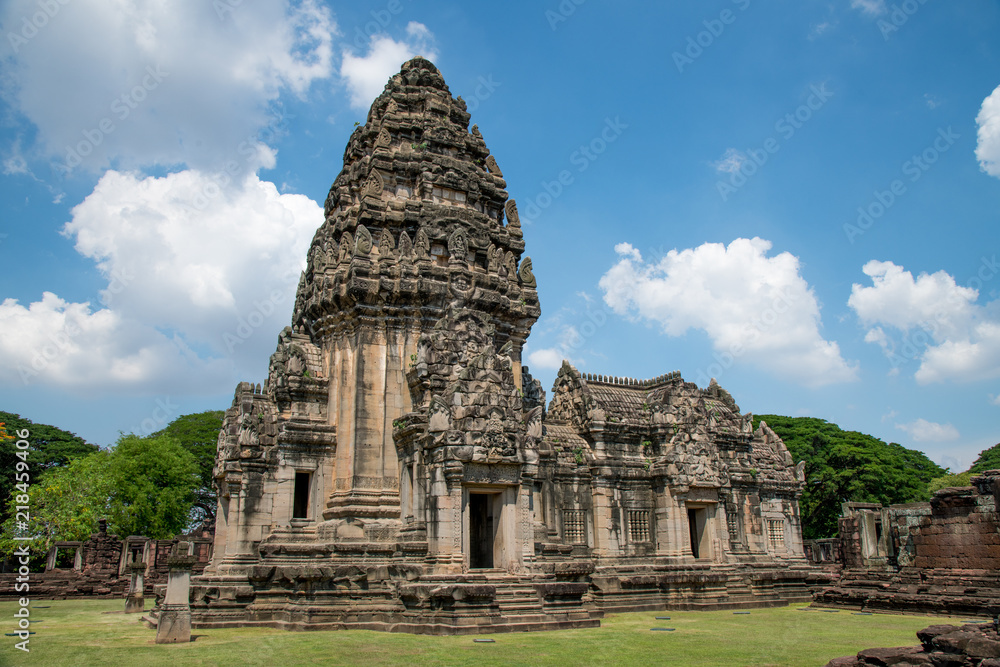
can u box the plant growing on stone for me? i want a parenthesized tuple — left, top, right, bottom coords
(573, 447, 584, 465)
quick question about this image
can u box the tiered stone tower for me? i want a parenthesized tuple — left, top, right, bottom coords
(182, 58, 812, 635)
(207, 58, 540, 575)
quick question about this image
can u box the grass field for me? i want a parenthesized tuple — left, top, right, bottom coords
(0, 599, 976, 667)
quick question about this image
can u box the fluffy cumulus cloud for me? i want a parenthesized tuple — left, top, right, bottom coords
(598, 238, 857, 386)
(976, 85, 1000, 178)
(849, 260, 1000, 383)
(0, 170, 321, 391)
(341, 22, 438, 109)
(2, 0, 334, 173)
(895, 418, 960, 443)
(0, 292, 230, 392)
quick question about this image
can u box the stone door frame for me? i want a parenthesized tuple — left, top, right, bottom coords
(461, 483, 518, 572)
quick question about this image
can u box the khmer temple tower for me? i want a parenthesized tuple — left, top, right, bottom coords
(181, 58, 812, 634)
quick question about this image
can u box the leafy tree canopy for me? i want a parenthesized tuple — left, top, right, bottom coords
(0, 432, 201, 557)
(969, 442, 1000, 474)
(926, 471, 973, 495)
(0, 411, 98, 522)
(753, 415, 946, 540)
(149, 410, 224, 524)
(0, 450, 112, 558)
(107, 433, 201, 539)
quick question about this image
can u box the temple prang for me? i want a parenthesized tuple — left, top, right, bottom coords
(172, 57, 811, 634)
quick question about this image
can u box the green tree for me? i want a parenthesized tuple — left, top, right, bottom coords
(753, 415, 946, 539)
(969, 442, 1000, 474)
(107, 434, 201, 539)
(0, 450, 112, 559)
(927, 471, 973, 495)
(149, 411, 223, 524)
(0, 411, 98, 522)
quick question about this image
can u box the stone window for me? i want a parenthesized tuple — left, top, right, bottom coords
(768, 519, 785, 549)
(627, 510, 650, 544)
(726, 506, 741, 543)
(563, 510, 586, 544)
(293, 472, 311, 520)
(54, 547, 76, 569)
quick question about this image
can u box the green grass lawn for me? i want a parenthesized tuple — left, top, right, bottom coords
(0, 599, 977, 667)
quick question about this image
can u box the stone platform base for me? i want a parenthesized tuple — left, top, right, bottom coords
(146, 560, 814, 635)
(813, 567, 1000, 617)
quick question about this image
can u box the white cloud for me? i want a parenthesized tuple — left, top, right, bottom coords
(0, 292, 230, 392)
(1, 0, 334, 173)
(526, 348, 566, 371)
(598, 237, 857, 386)
(0, 170, 321, 391)
(849, 260, 1000, 383)
(340, 22, 438, 109)
(851, 0, 886, 15)
(991, 394, 1000, 406)
(713, 148, 748, 174)
(976, 84, 1000, 178)
(526, 326, 584, 371)
(849, 261, 977, 339)
(895, 418, 960, 443)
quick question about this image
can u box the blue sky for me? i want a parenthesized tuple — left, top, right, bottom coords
(1, 0, 998, 472)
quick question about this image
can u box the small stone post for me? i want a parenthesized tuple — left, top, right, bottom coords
(124, 560, 146, 613)
(155, 541, 196, 644)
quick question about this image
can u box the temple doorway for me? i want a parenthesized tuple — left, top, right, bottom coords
(688, 507, 710, 559)
(469, 492, 497, 569)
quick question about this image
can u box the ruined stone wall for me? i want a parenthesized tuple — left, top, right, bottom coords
(838, 516, 864, 570)
(815, 472, 1000, 616)
(911, 486, 1000, 571)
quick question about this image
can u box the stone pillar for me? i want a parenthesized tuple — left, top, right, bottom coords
(155, 542, 196, 644)
(124, 561, 145, 613)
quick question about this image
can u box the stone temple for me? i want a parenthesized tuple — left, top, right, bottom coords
(185, 58, 811, 634)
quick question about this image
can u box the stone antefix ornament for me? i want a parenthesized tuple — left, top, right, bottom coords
(354, 224, 373, 256)
(518, 257, 537, 288)
(504, 199, 521, 232)
(181, 57, 810, 638)
(485, 154, 503, 178)
(362, 170, 384, 198)
(155, 541, 196, 644)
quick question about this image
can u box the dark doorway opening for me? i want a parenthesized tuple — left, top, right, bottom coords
(293, 472, 311, 519)
(469, 493, 494, 568)
(688, 507, 708, 559)
(688, 509, 700, 558)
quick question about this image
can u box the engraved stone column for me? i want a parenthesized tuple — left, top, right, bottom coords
(124, 560, 145, 613)
(155, 542, 196, 644)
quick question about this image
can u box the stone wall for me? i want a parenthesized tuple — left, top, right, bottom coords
(911, 486, 1000, 571)
(0, 521, 212, 600)
(814, 471, 1000, 616)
